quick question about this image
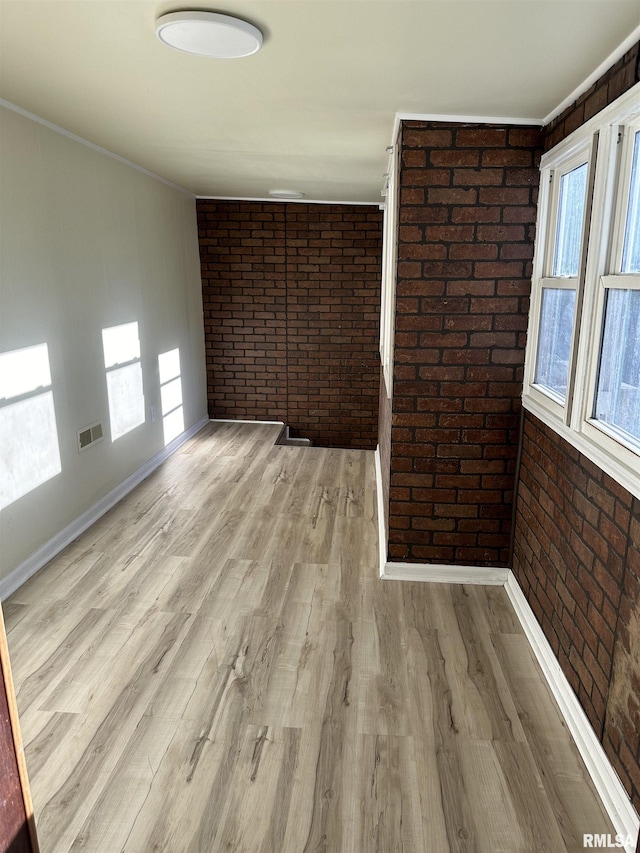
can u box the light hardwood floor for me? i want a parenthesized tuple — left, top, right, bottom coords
(4, 421, 614, 852)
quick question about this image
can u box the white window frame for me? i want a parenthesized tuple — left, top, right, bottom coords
(581, 119, 640, 473)
(523, 137, 595, 424)
(380, 138, 399, 398)
(523, 81, 640, 499)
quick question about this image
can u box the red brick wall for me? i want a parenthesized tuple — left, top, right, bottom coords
(604, 507, 640, 816)
(197, 201, 382, 449)
(387, 122, 542, 565)
(513, 42, 640, 813)
(513, 414, 640, 811)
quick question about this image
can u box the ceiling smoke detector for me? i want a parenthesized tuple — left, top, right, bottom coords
(155, 11, 263, 58)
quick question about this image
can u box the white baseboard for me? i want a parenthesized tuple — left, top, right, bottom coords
(505, 571, 639, 853)
(210, 418, 285, 425)
(372, 437, 637, 848)
(374, 445, 387, 578)
(373, 444, 508, 585)
(211, 419, 287, 445)
(382, 561, 509, 585)
(0, 416, 209, 601)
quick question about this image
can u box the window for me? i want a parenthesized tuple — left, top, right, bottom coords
(553, 163, 589, 276)
(527, 145, 593, 411)
(621, 129, 640, 273)
(535, 288, 577, 400)
(589, 122, 640, 453)
(158, 348, 184, 446)
(595, 287, 640, 446)
(102, 322, 145, 441)
(524, 85, 640, 498)
(0, 343, 62, 510)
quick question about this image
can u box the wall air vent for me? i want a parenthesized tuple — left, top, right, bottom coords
(78, 421, 104, 452)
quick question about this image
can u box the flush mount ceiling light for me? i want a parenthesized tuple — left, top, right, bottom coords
(155, 11, 263, 58)
(268, 189, 305, 199)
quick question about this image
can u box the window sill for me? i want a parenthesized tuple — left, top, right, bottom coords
(521, 392, 640, 500)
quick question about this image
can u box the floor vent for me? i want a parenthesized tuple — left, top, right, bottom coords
(78, 421, 104, 452)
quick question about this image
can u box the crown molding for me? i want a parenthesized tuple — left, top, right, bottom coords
(388, 23, 640, 150)
(543, 24, 640, 127)
(197, 194, 380, 207)
(0, 99, 193, 196)
(390, 111, 544, 148)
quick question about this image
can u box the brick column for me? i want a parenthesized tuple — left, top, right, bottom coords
(388, 122, 542, 565)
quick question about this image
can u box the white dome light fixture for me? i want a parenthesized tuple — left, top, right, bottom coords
(155, 11, 263, 58)
(268, 189, 305, 199)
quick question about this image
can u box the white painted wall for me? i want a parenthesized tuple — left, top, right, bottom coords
(0, 106, 207, 580)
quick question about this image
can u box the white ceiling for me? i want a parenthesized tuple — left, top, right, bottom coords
(1, 1, 639, 203)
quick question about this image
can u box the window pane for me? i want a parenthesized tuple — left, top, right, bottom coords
(621, 131, 640, 274)
(535, 288, 576, 400)
(0, 391, 62, 510)
(553, 162, 588, 277)
(106, 362, 145, 440)
(595, 289, 640, 445)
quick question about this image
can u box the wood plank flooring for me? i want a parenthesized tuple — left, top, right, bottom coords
(4, 421, 615, 852)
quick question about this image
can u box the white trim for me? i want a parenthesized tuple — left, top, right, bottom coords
(391, 114, 400, 149)
(374, 445, 387, 579)
(197, 195, 378, 207)
(600, 274, 640, 290)
(0, 416, 209, 601)
(505, 571, 640, 853)
(390, 26, 640, 150)
(576, 120, 640, 475)
(543, 25, 640, 127)
(522, 396, 640, 500)
(523, 84, 640, 500)
(391, 111, 543, 149)
(397, 111, 543, 127)
(380, 139, 399, 397)
(374, 437, 508, 586)
(569, 124, 620, 440)
(608, 122, 640, 276)
(0, 99, 193, 196)
(210, 418, 285, 425)
(388, 110, 545, 199)
(373, 422, 637, 844)
(381, 561, 509, 585)
(210, 418, 286, 445)
(524, 134, 596, 429)
(540, 83, 640, 170)
(539, 276, 579, 290)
